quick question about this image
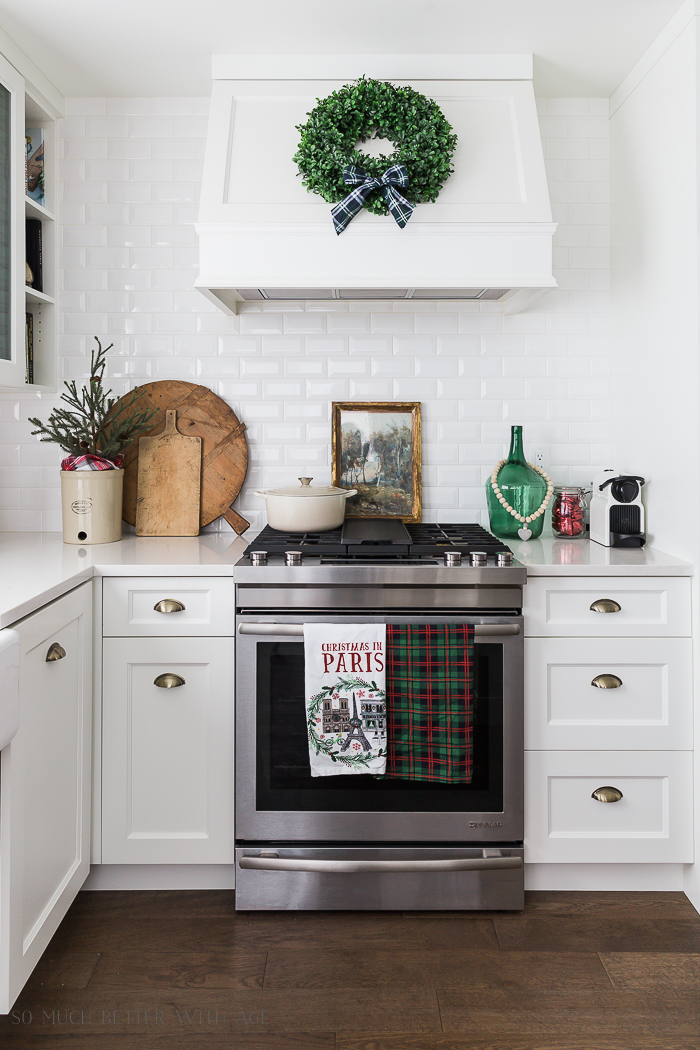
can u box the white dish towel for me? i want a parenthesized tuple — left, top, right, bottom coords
(304, 622, 387, 777)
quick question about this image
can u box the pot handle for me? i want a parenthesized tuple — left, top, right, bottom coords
(342, 489, 358, 498)
(252, 491, 268, 500)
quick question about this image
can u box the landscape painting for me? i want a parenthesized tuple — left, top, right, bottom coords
(332, 402, 421, 521)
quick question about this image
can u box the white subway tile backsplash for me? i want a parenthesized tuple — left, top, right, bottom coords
(349, 380, 393, 399)
(0, 96, 611, 530)
(370, 313, 414, 334)
(348, 335, 392, 356)
(328, 359, 370, 376)
(415, 313, 459, 334)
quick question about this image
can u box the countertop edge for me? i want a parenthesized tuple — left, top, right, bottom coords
(0, 568, 95, 629)
(0, 533, 693, 628)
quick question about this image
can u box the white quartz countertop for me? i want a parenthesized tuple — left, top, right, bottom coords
(505, 535, 693, 577)
(0, 531, 249, 628)
(0, 531, 692, 628)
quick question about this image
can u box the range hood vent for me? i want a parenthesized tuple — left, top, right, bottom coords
(196, 56, 557, 315)
(235, 287, 509, 302)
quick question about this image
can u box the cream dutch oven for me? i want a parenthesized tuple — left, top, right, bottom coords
(254, 477, 358, 533)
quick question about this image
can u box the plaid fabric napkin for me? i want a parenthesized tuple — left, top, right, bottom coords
(331, 164, 414, 235)
(61, 454, 124, 471)
(383, 624, 474, 783)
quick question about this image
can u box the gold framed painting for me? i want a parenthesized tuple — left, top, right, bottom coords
(331, 402, 422, 522)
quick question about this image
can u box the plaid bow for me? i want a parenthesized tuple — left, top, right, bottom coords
(331, 164, 414, 235)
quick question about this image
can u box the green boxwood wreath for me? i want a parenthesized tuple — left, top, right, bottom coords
(293, 76, 458, 217)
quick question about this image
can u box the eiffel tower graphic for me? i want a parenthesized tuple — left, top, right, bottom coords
(340, 693, 372, 753)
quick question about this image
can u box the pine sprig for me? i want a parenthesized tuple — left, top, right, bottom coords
(28, 337, 157, 461)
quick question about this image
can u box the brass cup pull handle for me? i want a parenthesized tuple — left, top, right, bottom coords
(590, 599, 622, 613)
(154, 599, 186, 614)
(591, 674, 623, 689)
(46, 642, 66, 662)
(154, 673, 186, 689)
(591, 786, 624, 803)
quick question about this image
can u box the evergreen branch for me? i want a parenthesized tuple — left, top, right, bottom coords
(29, 336, 158, 460)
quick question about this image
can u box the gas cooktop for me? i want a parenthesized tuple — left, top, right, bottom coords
(242, 520, 512, 563)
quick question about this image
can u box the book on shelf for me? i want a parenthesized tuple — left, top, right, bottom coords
(25, 128, 44, 207)
(25, 312, 33, 385)
(25, 218, 42, 293)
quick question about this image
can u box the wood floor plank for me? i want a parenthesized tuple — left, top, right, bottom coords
(0, 1029, 334, 1049)
(264, 948, 610, 992)
(0, 988, 441, 1035)
(69, 890, 237, 920)
(520, 891, 697, 918)
(230, 913, 500, 952)
(493, 915, 700, 953)
(21, 953, 101, 992)
(437, 988, 700, 1038)
(88, 950, 266, 989)
(338, 1038, 700, 1050)
(403, 891, 698, 921)
(600, 951, 700, 989)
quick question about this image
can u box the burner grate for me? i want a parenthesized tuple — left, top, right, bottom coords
(243, 522, 511, 560)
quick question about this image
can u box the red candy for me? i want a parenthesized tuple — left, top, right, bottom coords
(552, 490, 586, 537)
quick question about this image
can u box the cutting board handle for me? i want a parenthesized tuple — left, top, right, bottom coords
(163, 409, 178, 435)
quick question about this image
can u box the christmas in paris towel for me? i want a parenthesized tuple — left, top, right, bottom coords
(304, 623, 387, 777)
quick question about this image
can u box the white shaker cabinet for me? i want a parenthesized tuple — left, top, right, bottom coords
(0, 582, 92, 1013)
(101, 577, 234, 865)
(524, 574, 693, 865)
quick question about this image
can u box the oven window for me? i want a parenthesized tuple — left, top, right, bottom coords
(255, 641, 504, 812)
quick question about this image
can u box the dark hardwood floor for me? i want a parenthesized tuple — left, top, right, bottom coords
(1, 890, 699, 1048)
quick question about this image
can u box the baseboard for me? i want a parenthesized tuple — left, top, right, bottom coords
(83, 864, 236, 890)
(525, 863, 685, 891)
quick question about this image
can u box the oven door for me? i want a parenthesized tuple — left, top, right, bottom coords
(236, 612, 523, 845)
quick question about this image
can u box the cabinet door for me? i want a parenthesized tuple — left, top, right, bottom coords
(102, 637, 234, 864)
(0, 583, 92, 1013)
(0, 52, 25, 388)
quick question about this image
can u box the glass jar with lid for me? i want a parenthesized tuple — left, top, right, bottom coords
(551, 486, 588, 538)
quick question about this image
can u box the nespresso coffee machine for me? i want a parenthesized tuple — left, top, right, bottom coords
(590, 469, 646, 548)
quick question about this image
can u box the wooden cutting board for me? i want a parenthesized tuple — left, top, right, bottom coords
(110, 380, 249, 534)
(135, 410, 202, 536)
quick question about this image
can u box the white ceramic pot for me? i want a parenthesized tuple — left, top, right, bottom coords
(60, 468, 124, 544)
(254, 477, 358, 533)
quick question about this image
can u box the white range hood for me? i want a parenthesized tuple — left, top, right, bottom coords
(195, 55, 557, 315)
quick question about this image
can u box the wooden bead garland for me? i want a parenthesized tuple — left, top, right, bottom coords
(490, 459, 554, 523)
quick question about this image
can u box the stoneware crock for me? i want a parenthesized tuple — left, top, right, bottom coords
(60, 468, 124, 544)
(254, 477, 358, 533)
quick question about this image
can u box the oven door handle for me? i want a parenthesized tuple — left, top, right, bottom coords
(237, 623, 520, 637)
(238, 853, 523, 873)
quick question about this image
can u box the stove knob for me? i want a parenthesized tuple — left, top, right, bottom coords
(470, 551, 487, 567)
(443, 551, 462, 567)
(496, 551, 514, 567)
(285, 551, 303, 566)
(250, 551, 268, 566)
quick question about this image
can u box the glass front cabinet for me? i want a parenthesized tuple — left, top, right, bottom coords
(0, 50, 60, 390)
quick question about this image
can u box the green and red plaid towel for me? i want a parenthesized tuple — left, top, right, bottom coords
(383, 624, 474, 783)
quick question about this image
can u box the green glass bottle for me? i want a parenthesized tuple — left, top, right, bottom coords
(486, 425, 547, 538)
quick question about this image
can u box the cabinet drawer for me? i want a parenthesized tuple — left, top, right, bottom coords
(525, 750, 693, 863)
(524, 577, 691, 637)
(525, 637, 693, 751)
(103, 577, 233, 636)
(102, 636, 234, 864)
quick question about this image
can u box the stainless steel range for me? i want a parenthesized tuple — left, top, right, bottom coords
(234, 520, 525, 911)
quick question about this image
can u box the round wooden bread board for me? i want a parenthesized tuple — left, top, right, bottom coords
(112, 380, 249, 534)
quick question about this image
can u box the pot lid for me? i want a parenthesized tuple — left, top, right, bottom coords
(263, 477, 350, 497)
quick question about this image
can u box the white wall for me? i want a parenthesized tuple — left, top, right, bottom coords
(0, 96, 611, 533)
(610, 14, 700, 907)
